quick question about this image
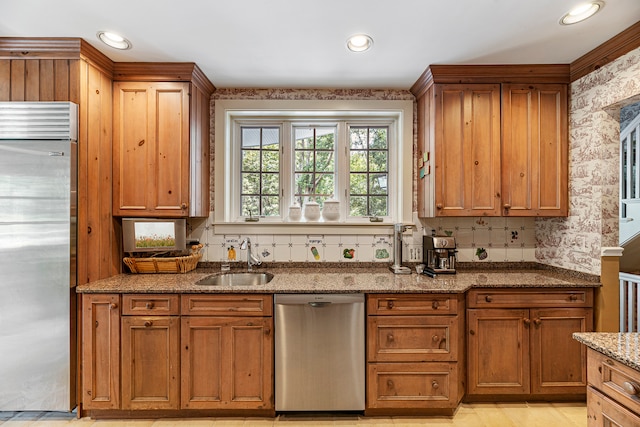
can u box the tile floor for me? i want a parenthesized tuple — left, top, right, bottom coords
(0, 402, 586, 426)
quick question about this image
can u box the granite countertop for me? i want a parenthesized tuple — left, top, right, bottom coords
(573, 332, 640, 371)
(76, 266, 600, 294)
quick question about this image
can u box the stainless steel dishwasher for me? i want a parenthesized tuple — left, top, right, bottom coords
(274, 293, 365, 411)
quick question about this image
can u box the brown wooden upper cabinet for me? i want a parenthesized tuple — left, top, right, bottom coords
(413, 65, 569, 217)
(112, 64, 214, 218)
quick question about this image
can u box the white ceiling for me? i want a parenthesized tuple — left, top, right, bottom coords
(2, 0, 640, 89)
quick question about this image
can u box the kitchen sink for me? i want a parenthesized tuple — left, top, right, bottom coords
(196, 272, 274, 286)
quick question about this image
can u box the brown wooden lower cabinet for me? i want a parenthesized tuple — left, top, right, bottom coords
(80, 293, 274, 417)
(365, 294, 465, 415)
(466, 288, 593, 400)
(586, 348, 640, 426)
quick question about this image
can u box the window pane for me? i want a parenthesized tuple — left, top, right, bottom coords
(241, 196, 259, 216)
(369, 151, 387, 172)
(242, 172, 260, 194)
(262, 173, 279, 194)
(242, 150, 259, 172)
(350, 196, 367, 216)
(242, 128, 260, 148)
(295, 128, 314, 149)
(295, 151, 313, 172)
(370, 174, 388, 195)
(350, 128, 368, 149)
(262, 151, 280, 172)
(262, 196, 280, 216)
(369, 128, 388, 149)
(350, 173, 367, 194)
(315, 152, 334, 172)
(262, 128, 279, 149)
(316, 129, 335, 150)
(295, 173, 314, 195)
(350, 151, 367, 172)
(315, 174, 334, 196)
(369, 196, 388, 216)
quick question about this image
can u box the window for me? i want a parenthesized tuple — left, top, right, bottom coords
(214, 99, 413, 231)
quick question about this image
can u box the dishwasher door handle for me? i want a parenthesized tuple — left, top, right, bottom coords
(308, 301, 332, 308)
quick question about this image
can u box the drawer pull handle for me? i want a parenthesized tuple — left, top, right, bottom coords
(623, 381, 640, 396)
(485, 295, 493, 303)
(387, 334, 394, 342)
(432, 380, 439, 389)
(110, 303, 118, 310)
(387, 380, 394, 388)
(604, 359, 615, 366)
(145, 302, 154, 309)
(432, 301, 440, 309)
(432, 335, 440, 343)
(144, 321, 153, 327)
(569, 294, 578, 301)
(387, 300, 394, 309)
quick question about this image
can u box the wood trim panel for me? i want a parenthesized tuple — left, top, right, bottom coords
(570, 20, 640, 82)
(411, 65, 570, 96)
(113, 62, 215, 95)
(79, 39, 114, 78)
(0, 37, 82, 59)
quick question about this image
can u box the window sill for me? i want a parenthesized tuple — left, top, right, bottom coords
(213, 221, 397, 235)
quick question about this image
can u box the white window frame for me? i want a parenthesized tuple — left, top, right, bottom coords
(214, 99, 413, 234)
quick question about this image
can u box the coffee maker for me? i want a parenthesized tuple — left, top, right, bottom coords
(423, 235, 457, 275)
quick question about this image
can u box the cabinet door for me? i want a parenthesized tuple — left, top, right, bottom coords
(81, 294, 120, 409)
(181, 317, 274, 410)
(121, 316, 180, 409)
(113, 81, 190, 217)
(467, 308, 530, 395)
(434, 84, 501, 216)
(530, 308, 592, 395)
(501, 84, 568, 216)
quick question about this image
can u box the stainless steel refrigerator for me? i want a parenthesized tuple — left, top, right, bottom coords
(0, 102, 77, 411)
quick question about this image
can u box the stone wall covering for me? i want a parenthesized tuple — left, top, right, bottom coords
(536, 46, 640, 274)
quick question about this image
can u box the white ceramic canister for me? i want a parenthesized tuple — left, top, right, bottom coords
(288, 203, 302, 221)
(322, 198, 340, 221)
(303, 200, 320, 221)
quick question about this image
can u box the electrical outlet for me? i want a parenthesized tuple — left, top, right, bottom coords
(409, 246, 423, 262)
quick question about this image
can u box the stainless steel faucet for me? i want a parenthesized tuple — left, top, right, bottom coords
(240, 237, 262, 271)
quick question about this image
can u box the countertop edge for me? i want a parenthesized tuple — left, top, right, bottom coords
(573, 332, 640, 371)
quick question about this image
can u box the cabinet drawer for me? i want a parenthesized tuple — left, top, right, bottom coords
(367, 294, 459, 315)
(122, 294, 180, 316)
(587, 386, 640, 427)
(181, 294, 273, 316)
(367, 362, 459, 409)
(368, 316, 458, 362)
(467, 288, 593, 308)
(587, 348, 640, 416)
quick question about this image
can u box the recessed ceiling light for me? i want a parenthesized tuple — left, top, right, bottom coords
(560, 1, 604, 25)
(346, 34, 373, 52)
(97, 31, 132, 50)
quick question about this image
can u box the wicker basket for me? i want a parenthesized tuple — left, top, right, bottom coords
(124, 244, 203, 274)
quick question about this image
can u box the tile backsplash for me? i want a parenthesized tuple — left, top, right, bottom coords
(187, 213, 536, 265)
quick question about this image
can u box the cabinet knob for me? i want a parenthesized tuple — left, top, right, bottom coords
(623, 381, 640, 396)
(110, 303, 118, 309)
(387, 300, 395, 309)
(432, 300, 440, 309)
(533, 318, 542, 326)
(432, 380, 439, 389)
(503, 204, 511, 210)
(387, 380, 394, 388)
(485, 295, 493, 303)
(145, 302, 154, 309)
(144, 320, 153, 327)
(523, 318, 531, 326)
(474, 161, 479, 166)
(432, 335, 440, 343)
(569, 294, 579, 301)
(387, 334, 395, 343)
(436, 203, 443, 210)
(181, 202, 188, 210)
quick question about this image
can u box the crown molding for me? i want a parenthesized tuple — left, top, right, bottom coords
(113, 62, 215, 95)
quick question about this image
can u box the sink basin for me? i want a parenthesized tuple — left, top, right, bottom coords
(196, 272, 274, 286)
